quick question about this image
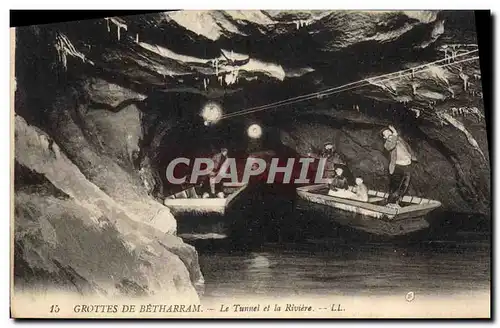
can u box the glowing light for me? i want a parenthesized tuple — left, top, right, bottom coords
(201, 101, 223, 124)
(247, 124, 262, 139)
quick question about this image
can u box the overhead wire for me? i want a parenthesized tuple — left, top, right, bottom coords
(218, 50, 479, 121)
(222, 55, 479, 119)
(220, 53, 479, 120)
(219, 49, 478, 119)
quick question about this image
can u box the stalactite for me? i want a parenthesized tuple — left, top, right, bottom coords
(459, 71, 469, 91)
(443, 48, 448, 62)
(410, 108, 421, 118)
(439, 112, 487, 162)
(211, 58, 220, 76)
(55, 32, 94, 71)
(105, 17, 128, 41)
(447, 86, 455, 99)
(411, 82, 419, 95)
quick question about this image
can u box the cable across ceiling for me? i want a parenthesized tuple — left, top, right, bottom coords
(218, 49, 479, 121)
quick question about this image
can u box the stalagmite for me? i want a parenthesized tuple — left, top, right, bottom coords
(136, 33, 139, 43)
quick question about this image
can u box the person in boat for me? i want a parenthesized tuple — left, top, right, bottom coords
(330, 167, 348, 190)
(308, 142, 350, 181)
(205, 147, 228, 198)
(322, 143, 337, 180)
(381, 125, 417, 207)
(321, 142, 335, 157)
(352, 177, 369, 202)
(328, 167, 357, 199)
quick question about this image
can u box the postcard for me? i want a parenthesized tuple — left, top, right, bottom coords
(10, 10, 491, 319)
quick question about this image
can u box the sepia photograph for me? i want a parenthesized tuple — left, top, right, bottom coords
(10, 9, 492, 319)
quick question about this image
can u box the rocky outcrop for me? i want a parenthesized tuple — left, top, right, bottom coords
(14, 190, 198, 300)
(14, 104, 203, 298)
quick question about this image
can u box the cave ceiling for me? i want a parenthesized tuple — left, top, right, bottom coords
(19, 11, 483, 130)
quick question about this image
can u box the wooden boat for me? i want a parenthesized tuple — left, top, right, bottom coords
(296, 184, 442, 236)
(164, 182, 247, 215)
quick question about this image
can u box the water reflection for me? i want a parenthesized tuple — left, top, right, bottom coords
(194, 233, 490, 299)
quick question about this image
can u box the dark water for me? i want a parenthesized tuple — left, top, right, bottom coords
(178, 185, 491, 300)
(194, 235, 490, 300)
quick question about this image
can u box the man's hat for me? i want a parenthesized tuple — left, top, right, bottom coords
(379, 127, 392, 137)
(334, 163, 349, 170)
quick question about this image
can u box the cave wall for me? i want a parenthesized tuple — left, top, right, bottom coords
(14, 113, 204, 298)
(13, 25, 205, 297)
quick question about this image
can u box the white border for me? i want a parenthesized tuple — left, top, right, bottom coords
(2, 2, 498, 327)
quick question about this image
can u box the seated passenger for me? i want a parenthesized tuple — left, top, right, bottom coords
(352, 177, 369, 202)
(328, 168, 356, 199)
(330, 167, 348, 190)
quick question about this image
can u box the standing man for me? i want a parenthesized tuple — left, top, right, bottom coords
(381, 125, 417, 207)
(321, 143, 337, 181)
(208, 147, 228, 198)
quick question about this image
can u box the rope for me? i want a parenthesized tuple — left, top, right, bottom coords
(219, 50, 479, 121)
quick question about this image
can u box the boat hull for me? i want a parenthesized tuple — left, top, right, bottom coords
(164, 183, 247, 215)
(296, 198, 430, 236)
(296, 184, 441, 237)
